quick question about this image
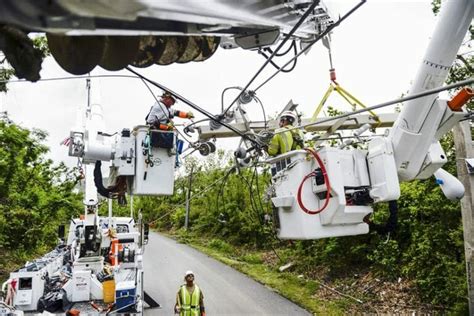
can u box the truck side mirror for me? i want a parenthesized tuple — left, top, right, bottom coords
(144, 223, 149, 244)
(58, 225, 65, 240)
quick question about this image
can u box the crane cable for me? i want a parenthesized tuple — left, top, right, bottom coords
(297, 148, 331, 215)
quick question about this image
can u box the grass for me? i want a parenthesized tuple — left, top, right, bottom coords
(173, 232, 347, 315)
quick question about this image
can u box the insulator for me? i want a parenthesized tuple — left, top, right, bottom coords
(207, 141, 216, 154)
(198, 142, 211, 156)
(238, 90, 253, 104)
(234, 147, 247, 159)
(99, 36, 140, 71)
(47, 33, 104, 75)
(209, 116, 223, 130)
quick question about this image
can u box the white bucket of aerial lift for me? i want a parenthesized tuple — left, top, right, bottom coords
(268, 148, 372, 240)
(11, 271, 46, 311)
(113, 131, 135, 176)
(132, 126, 175, 196)
(367, 137, 400, 202)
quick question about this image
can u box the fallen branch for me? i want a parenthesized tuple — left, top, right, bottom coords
(316, 279, 364, 304)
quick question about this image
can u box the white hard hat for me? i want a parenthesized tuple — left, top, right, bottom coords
(184, 270, 194, 277)
(280, 111, 297, 123)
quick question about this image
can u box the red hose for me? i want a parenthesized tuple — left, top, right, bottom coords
(297, 148, 331, 215)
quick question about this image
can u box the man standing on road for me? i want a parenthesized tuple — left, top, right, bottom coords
(175, 270, 205, 316)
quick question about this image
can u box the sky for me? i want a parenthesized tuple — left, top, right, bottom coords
(0, 0, 439, 169)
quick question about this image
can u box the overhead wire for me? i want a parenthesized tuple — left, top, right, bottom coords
(254, 0, 367, 93)
(221, 0, 323, 117)
(275, 77, 474, 135)
(138, 76, 196, 148)
(0, 74, 140, 84)
(125, 66, 259, 146)
(148, 168, 233, 226)
(259, 41, 298, 73)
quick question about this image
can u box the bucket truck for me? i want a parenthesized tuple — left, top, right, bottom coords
(262, 0, 473, 239)
(2, 79, 161, 315)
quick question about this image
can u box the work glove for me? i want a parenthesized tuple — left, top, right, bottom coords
(187, 111, 195, 119)
(167, 123, 174, 131)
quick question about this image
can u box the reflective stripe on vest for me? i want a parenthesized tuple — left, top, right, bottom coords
(180, 285, 201, 316)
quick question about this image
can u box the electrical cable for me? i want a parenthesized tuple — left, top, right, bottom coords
(221, 0, 323, 117)
(297, 148, 331, 215)
(216, 167, 237, 221)
(264, 40, 296, 57)
(238, 168, 263, 224)
(221, 86, 242, 112)
(258, 41, 298, 73)
(138, 76, 197, 152)
(126, 66, 259, 146)
(254, 0, 367, 93)
(276, 77, 474, 135)
(253, 163, 267, 218)
(148, 168, 232, 226)
(0, 74, 140, 84)
(253, 95, 268, 130)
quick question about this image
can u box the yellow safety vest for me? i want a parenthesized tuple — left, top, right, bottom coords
(290, 128, 305, 150)
(179, 285, 201, 316)
(268, 125, 294, 156)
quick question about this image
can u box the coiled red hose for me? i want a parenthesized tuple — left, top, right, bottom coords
(297, 148, 331, 215)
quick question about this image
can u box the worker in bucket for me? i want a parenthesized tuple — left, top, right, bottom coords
(175, 270, 206, 316)
(267, 111, 304, 156)
(146, 91, 194, 131)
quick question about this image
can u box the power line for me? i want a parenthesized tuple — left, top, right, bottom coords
(254, 0, 367, 92)
(277, 77, 474, 135)
(221, 0, 324, 117)
(125, 66, 259, 146)
(0, 74, 139, 84)
(148, 168, 233, 225)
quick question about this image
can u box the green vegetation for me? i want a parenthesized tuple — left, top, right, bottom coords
(0, 121, 82, 281)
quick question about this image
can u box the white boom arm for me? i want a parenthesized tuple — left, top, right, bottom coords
(389, 0, 473, 181)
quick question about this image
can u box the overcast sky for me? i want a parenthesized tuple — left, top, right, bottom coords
(1, 0, 438, 169)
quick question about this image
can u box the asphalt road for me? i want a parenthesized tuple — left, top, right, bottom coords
(143, 232, 311, 316)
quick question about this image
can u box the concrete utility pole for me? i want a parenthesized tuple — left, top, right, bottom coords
(453, 120, 474, 315)
(185, 165, 194, 230)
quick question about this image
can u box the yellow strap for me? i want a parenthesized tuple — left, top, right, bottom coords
(335, 85, 381, 127)
(310, 85, 334, 123)
(311, 82, 381, 128)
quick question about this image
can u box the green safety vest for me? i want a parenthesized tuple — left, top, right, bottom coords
(179, 285, 201, 316)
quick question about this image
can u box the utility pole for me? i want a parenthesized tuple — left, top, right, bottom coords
(185, 165, 194, 230)
(453, 120, 474, 315)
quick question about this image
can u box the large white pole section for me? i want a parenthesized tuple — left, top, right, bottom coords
(389, 0, 473, 180)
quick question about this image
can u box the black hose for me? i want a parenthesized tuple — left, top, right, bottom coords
(94, 160, 111, 198)
(367, 200, 398, 234)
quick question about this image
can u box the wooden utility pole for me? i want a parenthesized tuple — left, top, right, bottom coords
(185, 165, 194, 230)
(453, 120, 474, 315)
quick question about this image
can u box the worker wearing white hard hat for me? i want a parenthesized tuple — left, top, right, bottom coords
(267, 111, 305, 156)
(175, 270, 205, 316)
(145, 91, 194, 131)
